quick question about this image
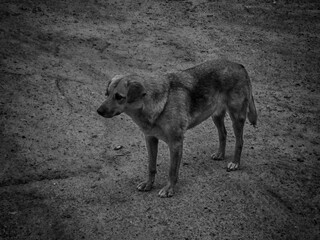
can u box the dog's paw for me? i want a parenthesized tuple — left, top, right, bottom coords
(158, 185, 174, 198)
(227, 162, 239, 172)
(137, 181, 153, 191)
(211, 152, 224, 160)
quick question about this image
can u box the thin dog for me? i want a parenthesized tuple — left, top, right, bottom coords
(97, 59, 257, 197)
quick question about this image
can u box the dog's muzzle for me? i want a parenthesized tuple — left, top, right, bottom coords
(97, 107, 105, 116)
(97, 106, 120, 118)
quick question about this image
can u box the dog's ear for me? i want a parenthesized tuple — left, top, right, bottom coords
(127, 81, 146, 103)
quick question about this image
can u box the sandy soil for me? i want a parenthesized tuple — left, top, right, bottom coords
(1, 0, 319, 239)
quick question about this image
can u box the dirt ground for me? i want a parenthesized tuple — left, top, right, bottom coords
(0, 0, 319, 239)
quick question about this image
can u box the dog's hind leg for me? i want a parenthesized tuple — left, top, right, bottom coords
(211, 110, 227, 160)
(137, 136, 159, 191)
(227, 103, 247, 171)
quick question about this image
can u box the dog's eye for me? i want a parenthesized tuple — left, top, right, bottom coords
(114, 93, 125, 101)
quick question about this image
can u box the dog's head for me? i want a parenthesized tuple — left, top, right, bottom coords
(97, 74, 146, 118)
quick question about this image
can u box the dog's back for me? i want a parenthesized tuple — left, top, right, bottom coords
(161, 60, 256, 129)
(184, 59, 250, 93)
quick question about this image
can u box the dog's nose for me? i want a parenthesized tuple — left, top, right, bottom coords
(97, 108, 104, 116)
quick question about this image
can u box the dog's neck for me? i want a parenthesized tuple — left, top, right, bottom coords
(124, 76, 169, 130)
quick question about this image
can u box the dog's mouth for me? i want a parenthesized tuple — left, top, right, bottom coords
(111, 111, 121, 117)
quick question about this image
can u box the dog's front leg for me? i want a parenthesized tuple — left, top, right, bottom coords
(158, 138, 183, 198)
(137, 136, 158, 191)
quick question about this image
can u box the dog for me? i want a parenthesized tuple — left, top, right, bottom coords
(97, 59, 257, 197)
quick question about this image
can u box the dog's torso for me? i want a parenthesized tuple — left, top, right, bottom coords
(125, 60, 251, 143)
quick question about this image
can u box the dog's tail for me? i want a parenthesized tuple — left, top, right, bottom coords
(247, 81, 257, 127)
(248, 95, 257, 127)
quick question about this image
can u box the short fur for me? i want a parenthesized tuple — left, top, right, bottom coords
(97, 59, 257, 197)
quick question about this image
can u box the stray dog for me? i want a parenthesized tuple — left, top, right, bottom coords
(97, 59, 257, 197)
